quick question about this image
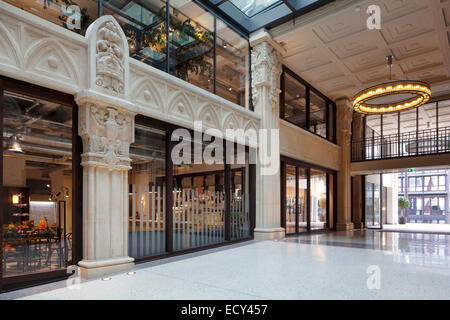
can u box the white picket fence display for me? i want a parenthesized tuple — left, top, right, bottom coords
(172, 188, 225, 250)
(130, 185, 250, 257)
(129, 185, 166, 258)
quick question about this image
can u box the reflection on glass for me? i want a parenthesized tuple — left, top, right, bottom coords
(216, 20, 249, 108)
(172, 136, 225, 250)
(129, 124, 166, 258)
(310, 169, 327, 230)
(285, 165, 296, 235)
(5, 0, 97, 35)
(169, 3, 214, 92)
(365, 174, 381, 227)
(297, 168, 307, 232)
(230, 147, 250, 240)
(283, 73, 307, 129)
(103, 0, 168, 72)
(2, 91, 73, 277)
(309, 91, 326, 138)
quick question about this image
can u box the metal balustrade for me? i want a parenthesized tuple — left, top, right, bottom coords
(352, 126, 450, 161)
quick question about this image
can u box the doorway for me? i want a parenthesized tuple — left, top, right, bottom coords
(280, 156, 335, 234)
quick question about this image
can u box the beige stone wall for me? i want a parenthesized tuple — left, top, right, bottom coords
(280, 120, 341, 171)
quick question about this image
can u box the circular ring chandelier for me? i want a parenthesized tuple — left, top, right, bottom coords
(353, 56, 431, 114)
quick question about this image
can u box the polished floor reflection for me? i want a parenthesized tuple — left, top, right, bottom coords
(2, 230, 450, 299)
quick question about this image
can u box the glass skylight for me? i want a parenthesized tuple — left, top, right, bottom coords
(228, 0, 282, 17)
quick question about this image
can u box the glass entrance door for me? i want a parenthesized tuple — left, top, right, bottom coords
(365, 174, 382, 229)
(281, 157, 334, 234)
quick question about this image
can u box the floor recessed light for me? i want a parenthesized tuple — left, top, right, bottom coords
(127, 271, 136, 275)
(102, 277, 112, 281)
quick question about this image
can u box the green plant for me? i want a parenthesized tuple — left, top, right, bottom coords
(398, 197, 410, 217)
(125, 6, 213, 81)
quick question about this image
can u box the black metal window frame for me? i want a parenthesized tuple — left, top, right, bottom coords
(0, 76, 82, 293)
(280, 155, 336, 235)
(353, 100, 450, 162)
(280, 66, 337, 144)
(133, 114, 256, 263)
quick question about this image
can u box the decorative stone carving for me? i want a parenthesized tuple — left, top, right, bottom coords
(79, 103, 134, 170)
(251, 41, 282, 109)
(95, 21, 125, 94)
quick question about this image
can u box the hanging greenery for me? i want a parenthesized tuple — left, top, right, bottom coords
(123, 6, 214, 81)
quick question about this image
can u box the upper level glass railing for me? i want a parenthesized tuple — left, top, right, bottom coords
(4, 0, 250, 109)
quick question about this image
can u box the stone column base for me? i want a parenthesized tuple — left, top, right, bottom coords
(353, 222, 364, 229)
(78, 257, 134, 280)
(254, 228, 285, 240)
(336, 222, 355, 231)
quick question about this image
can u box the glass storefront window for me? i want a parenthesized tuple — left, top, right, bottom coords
(281, 158, 332, 233)
(172, 134, 225, 251)
(285, 165, 296, 235)
(230, 146, 251, 240)
(129, 124, 167, 258)
(310, 169, 327, 230)
(2, 90, 74, 277)
(297, 168, 307, 233)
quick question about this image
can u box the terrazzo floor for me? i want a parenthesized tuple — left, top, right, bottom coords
(1, 230, 450, 300)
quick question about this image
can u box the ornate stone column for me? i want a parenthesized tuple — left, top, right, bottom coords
(336, 98, 354, 231)
(75, 15, 135, 279)
(250, 29, 284, 240)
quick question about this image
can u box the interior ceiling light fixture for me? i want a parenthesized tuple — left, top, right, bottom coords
(7, 134, 23, 153)
(353, 55, 431, 114)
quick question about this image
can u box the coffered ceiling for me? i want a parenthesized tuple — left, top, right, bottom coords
(270, 0, 450, 102)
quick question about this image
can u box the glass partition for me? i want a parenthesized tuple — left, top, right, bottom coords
(172, 134, 225, 251)
(283, 72, 307, 129)
(280, 67, 336, 143)
(103, 0, 168, 72)
(281, 157, 333, 234)
(216, 20, 249, 108)
(1, 90, 75, 278)
(310, 169, 327, 230)
(285, 164, 296, 235)
(297, 168, 308, 233)
(5, 0, 97, 35)
(309, 91, 326, 139)
(129, 124, 167, 258)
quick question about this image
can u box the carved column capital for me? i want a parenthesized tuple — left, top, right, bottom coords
(79, 103, 135, 171)
(251, 40, 282, 110)
(336, 98, 354, 132)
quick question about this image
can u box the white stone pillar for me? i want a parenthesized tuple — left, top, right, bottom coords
(77, 101, 135, 279)
(76, 15, 135, 279)
(336, 98, 354, 231)
(250, 29, 284, 240)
